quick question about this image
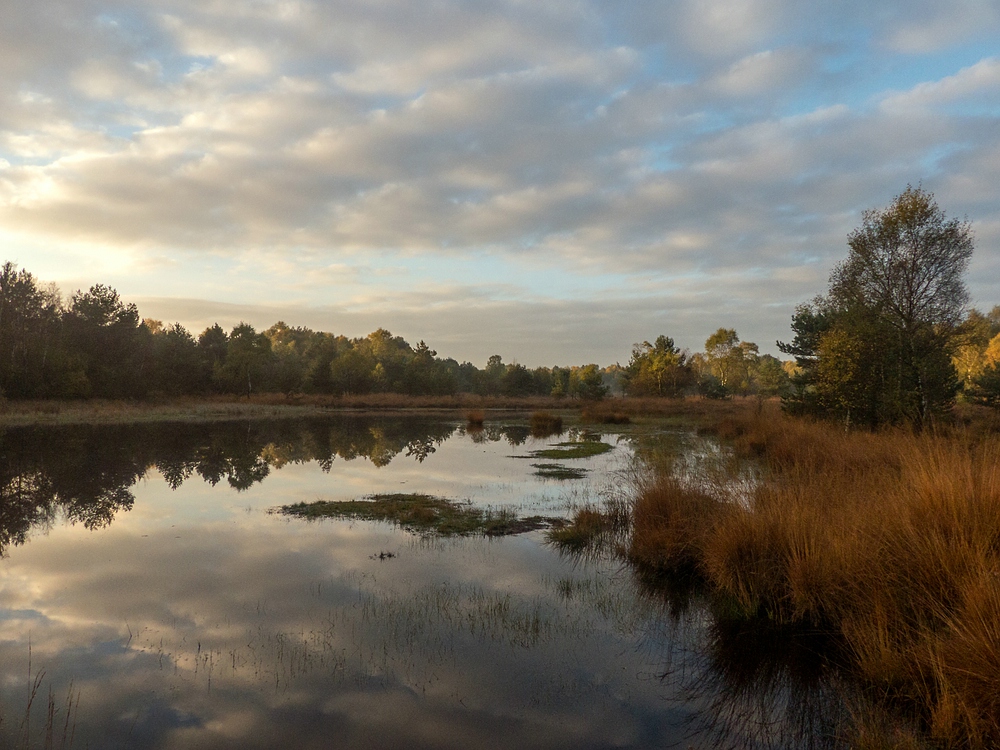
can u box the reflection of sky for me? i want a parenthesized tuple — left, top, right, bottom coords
(133, 423, 633, 523)
(0, 421, 702, 749)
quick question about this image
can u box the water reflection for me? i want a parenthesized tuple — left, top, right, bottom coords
(0, 416, 853, 749)
(0, 417, 580, 555)
(642, 578, 851, 750)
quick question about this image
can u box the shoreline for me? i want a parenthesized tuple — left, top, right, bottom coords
(0, 393, 766, 427)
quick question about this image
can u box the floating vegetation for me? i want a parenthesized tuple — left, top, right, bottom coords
(278, 493, 565, 537)
(531, 463, 588, 480)
(529, 439, 615, 460)
(466, 409, 485, 428)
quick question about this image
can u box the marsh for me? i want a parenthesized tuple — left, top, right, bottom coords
(0, 414, 844, 749)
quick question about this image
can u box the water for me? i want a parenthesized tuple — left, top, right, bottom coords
(0, 415, 845, 749)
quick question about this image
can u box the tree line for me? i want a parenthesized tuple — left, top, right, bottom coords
(0, 258, 801, 402)
(0, 265, 612, 400)
(1, 186, 992, 416)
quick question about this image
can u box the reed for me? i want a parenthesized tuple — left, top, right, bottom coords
(579, 405, 630, 424)
(630, 403, 1000, 748)
(529, 411, 563, 437)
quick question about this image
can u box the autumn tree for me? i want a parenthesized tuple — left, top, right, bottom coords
(781, 187, 972, 427)
(625, 335, 691, 396)
(701, 329, 762, 396)
(570, 364, 608, 400)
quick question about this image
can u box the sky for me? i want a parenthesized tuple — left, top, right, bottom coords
(1, 0, 999, 367)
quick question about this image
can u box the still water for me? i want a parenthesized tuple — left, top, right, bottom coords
(0, 415, 844, 749)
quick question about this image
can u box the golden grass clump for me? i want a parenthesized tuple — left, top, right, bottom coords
(465, 409, 485, 428)
(580, 405, 631, 424)
(631, 403, 1000, 748)
(628, 477, 727, 574)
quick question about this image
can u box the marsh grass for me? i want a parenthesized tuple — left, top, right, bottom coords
(1, 664, 79, 750)
(546, 508, 613, 552)
(531, 463, 588, 480)
(629, 402, 1000, 748)
(278, 493, 564, 536)
(580, 405, 631, 424)
(529, 411, 563, 437)
(0, 392, 782, 427)
(529, 439, 615, 460)
(0, 393, 576, 426)
(547, 483, 633, 556)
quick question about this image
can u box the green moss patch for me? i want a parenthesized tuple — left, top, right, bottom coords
(531, 463, 589, 480)
(529, 440, 614, 460)
(277, 493, 565, 537)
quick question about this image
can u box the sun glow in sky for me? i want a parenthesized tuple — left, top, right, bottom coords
(1, 0, 999, 366)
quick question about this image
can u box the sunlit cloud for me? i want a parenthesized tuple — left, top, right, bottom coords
(0, 0, 997, 363)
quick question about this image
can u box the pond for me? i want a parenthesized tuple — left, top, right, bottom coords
(0, 414, 846, 749)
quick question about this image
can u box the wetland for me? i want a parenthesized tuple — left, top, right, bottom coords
(0, 412, 852, 749)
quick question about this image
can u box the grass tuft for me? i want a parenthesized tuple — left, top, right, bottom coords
(629, 402, 1000, 748)
(531, 463, 588, 480)
(529, 411, 563, 437)
(547, 508, 613, 552)
(580, 405, 631, 424)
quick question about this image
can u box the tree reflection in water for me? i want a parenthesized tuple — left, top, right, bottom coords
(0, 416, 550, 554)
(0, 416, 872, 749)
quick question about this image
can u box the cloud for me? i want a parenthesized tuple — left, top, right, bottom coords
(0, 0, 997, 364)
(880, 57, 1000, 112)
(881, 0, 1000, 53)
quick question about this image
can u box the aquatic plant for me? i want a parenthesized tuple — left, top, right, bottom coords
(277, 493, 563, 537)
(528, 439, 614, 460)
(530, 463, 588, 480)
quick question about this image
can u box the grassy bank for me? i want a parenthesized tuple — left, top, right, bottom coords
(0, 391, 759, 426)
(624, 403, 1000, 748)
(0, 393, 580, 426)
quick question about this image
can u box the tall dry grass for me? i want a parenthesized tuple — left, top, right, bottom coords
(630, 403, 1000, 748)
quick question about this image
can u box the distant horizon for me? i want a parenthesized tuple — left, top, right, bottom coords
(3, 1, 998, 367)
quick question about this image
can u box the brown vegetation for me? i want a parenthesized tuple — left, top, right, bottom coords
(628, 402, 1000, 748)
(529, 411, 563, 436)
(0, 391, 759, 427)
(0, 393, 581, 425)
(580, 404, 631, 424)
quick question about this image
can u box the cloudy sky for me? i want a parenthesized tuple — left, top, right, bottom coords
(1, 0, 998, 366)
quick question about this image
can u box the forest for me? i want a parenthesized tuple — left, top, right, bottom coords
(0, 258, 784, 403)
(1, 257, 998, 416)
